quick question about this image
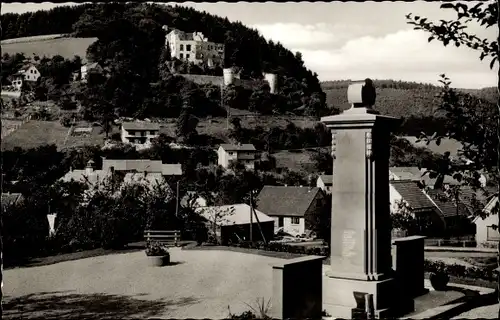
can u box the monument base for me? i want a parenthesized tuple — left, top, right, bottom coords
(323, 274, 414, 319)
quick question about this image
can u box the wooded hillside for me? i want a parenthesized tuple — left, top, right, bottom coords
(322, 79, 497, 118)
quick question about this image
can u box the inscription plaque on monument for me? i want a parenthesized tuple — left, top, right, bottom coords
(341, 229, 356, 259)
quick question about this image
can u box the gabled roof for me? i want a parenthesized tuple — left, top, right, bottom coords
(256, 186, 322, 217)
(219, 144, 256, 152)
(102, 159, 182, 176)
(195, 203, 274, 226)
(389, 166, 458, 187)
(390, 180, 435, 211)
(389, 166, 422, 181)
(319, 175, 333, 185)
(426, 189, 470, 218)
(1, 193, 24, 210)
(60, 169, 111, 186)
(121, 121, 160, 131)
(83, 62, 101, 70)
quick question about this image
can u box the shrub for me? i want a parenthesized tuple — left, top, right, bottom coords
(424, 259, 498, 282)
(60, 114, 73, 127)
(145, 241, 169, 256)
(230, 240, 329, 256)
(110, 132, 122, 141)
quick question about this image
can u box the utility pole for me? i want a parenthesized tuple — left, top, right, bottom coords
(175, 181, 180, 218)
(250, 191, 253, 243)
(250, 190, 267, 245)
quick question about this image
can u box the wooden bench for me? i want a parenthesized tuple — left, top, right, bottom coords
(144, 230, 180, 247)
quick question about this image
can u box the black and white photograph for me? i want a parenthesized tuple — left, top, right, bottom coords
(1, 1, 498, 319)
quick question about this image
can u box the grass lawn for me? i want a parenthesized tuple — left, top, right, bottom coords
(1, 120, 112, 151)
(2, 36, 97, 62)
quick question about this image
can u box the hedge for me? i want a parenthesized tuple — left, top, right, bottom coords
(234, 240, 329, 256)
(424, 259, 498, 282)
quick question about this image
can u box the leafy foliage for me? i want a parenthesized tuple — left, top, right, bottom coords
(145, 241, 169, 256)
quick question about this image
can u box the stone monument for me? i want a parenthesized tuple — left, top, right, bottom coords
(321, 79, 406, 318)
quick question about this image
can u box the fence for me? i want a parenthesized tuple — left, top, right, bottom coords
(424, 238, 477, 248)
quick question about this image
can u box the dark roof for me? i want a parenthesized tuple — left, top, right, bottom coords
(220, 144, 256, 152)
(390, 180, 435, 211)
(319, 175, 333, 185)
(256, 186, 322, 217)
(1, 193, 24, 210)
(426, 189, 471, 218)
(121, 121, 160, 131)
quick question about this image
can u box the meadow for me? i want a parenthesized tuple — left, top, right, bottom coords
(1, 35, 97, 61)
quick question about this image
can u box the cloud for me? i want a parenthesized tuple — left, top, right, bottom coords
(251, 22, 376, 49)
(253, 23, 496, 89)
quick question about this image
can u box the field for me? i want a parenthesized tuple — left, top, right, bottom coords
(1, 115, 317, 150)
(1, 119, 24, 138)
(1, 120, 109, 151)
(403, 135, 463, 157)
(1, 35, 97, 61)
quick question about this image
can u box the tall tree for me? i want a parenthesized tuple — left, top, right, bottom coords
(406, 1, 499, 307)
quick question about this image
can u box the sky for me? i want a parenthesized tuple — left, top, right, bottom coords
(3, 2, 497, 89)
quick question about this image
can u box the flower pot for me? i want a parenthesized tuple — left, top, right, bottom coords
(429, 272, 449, 291)
(149, 253, 170, 267)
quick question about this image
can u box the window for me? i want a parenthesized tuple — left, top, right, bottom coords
(228, 152, 234, 156)
(180, 44, 184, 51)
(291, 217, 300, 225)
(180, 53, 184, 59)
(186, 44, 191, 51)
(186, 54, 190, 59)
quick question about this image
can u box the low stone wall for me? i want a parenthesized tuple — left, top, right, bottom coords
(270, 255, 325, 320)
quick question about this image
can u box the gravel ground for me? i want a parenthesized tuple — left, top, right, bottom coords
(452, 304, 500, 319)
(3, 248, 281, 319)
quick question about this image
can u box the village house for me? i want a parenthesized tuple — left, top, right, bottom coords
(195, 203, 274, 244)
(389, 179, 494, 239)
(120, 121, 160, 145)
(164, 26, 225, 67)
(80, 62, 103, 83)
(217, 143, 258, 170)
(101, 158, 182, 176)
(256, 185, 327, 236)
(389, 180, 445, 236)
(389, 166, 487, 189)
(10, 64, 41, 90)
(60, 160, 112, 188)
(316, 174, 333, 194)
(474, 195, 500, 247)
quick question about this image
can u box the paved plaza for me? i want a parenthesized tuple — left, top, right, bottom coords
(4, 248, 279, 319)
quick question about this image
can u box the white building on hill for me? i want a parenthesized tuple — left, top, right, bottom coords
(164, 26, 225, 67)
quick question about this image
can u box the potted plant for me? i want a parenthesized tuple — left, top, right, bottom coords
(429, 261, 449, 291)
(146, 241, 170, 267)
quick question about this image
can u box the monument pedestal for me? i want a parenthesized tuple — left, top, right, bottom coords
(321, 98, 411, 319)
(324, 274, 397, 319)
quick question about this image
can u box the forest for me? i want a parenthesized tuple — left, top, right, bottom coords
(2, 2, 330, 120)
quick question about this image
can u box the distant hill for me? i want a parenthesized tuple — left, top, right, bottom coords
(321, 79, 497, 118)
